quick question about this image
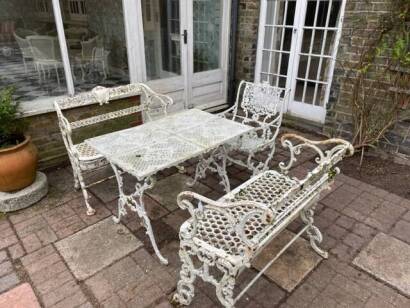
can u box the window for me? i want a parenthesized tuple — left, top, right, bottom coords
(193, 0, 222, 72)
(142, 0, 182, 80)
(61, 0, 130, 93)
(68, 0, 87, 21)
(0, 0, 66, 103)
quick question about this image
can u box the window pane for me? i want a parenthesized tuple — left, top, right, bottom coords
(142, 0, 181, 80)
(0, 0, 67, 102)
(62, 0, 130, 92)
(193, 0, 222, 73)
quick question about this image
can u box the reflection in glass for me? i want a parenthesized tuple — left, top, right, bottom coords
(193, 0, 221, 73)
(0, 0, 67, 102)
(142, 0, 181, 80)
(62, 0, 130, 93)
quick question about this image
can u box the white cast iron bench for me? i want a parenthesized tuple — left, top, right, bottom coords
(55, 83, 173, 216)
(172, 133, 354, 307)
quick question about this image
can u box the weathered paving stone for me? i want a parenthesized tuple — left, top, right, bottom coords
(55, 217, 142, 280)
(147, 173, 211, 211)
(14, 215, 58, 253)
(0, 272, 20, 294)
(0, 283, 41, 308)
(0, 219, 18, 250)
(252, 230, 322, 292)
(353, 233, 410, 296)
(0, 248, 20, 293)
(20, 245, 89, 307)
(86, 250, 174, 307)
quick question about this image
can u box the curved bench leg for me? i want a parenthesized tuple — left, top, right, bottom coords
(187, 154, 209, 187)
(301, 207, 328, 259)
(172, 246, 197, 306)
(216, 273, 236, 308)
(76, 168, 96, 216)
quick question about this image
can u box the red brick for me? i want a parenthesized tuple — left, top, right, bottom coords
(36, 270, 73, 295)
(0, 283, 41, 308)
(352, 223, 377, 238)
(326, 224, 348, 239)
(23, 252, 61, 275)
(335, 215, 356, 230)
(0, 272, 20, 293)
(21, 245, 55, 266)
(343, 232, 368, 250)
(21, 233, 42, 253)
(8, 242, 25, 259)
(0, 261, 13, 277)
(49, 289, 88, 308)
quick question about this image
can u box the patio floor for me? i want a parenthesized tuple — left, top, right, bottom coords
(1, 133, 410, 308)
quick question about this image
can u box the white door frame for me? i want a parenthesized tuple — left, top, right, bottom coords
(50, 0, 230, 110)
(255, 0, 346, 123)
(124, 0, 231, 110)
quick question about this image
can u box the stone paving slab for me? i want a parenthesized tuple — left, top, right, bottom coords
(85, 248, 174, 307)
(353, 232, 410, 296)
(252, 230, 322, 292)
(55, 217, 142, 280)
(0, 283, 41, 308)
(147, 173, 210, 211)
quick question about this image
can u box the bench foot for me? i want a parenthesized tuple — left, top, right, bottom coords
(173, 247, 196, 306)
(301, 207, 328, 259)
(216, 273, 235, 308)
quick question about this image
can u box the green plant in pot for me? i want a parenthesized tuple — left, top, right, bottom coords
(0, 87, 37, 192)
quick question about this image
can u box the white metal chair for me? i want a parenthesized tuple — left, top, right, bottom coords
(91, 46, 110, 79)
(54, 83, 173, 215)
(172, 134, 354, 307)
(13, 32, 35, 73)
(27, 35, 64, 85)
(74, 36, 107, 80)
(220, 80, 290, 175)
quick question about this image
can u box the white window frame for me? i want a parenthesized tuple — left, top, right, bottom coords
(19, 0, 231, 116)
(255, 0, 346, 123)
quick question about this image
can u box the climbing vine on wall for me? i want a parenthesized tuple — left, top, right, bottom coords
(340, 0, 409, 164)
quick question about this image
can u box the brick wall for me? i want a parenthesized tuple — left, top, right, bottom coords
(322, 0, 409, 158)
(234, 0, 260, 87)
(25, 97, 141, 170)
(233, 0, 409, 159)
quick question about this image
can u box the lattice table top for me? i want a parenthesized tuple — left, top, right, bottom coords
(86, 109, 254, 179)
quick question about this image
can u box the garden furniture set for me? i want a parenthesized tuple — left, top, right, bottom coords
(55, 82, 353, 307)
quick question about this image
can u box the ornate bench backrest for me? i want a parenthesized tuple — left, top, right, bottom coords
(54, 83, 173, 157)
(279, 133, 354, 188)
(240, 81, 286, 122)
(223, 80, 289, 144)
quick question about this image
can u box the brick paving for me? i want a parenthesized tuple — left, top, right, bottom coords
(0, 146, 409, 308)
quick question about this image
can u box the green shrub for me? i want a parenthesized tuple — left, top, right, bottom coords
(0, 87, 26, 149)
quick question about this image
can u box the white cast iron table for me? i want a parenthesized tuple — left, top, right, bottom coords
(86, 109, 254, 264)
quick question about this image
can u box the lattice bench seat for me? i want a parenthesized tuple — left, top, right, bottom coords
(172, 133, 353, 307)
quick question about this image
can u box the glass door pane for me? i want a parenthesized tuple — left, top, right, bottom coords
(259, 0, 297, 88)
(294, 0, 342, 106)
(61, 0, 130, 93)
(142, 0, 182, 80)
(0, 0, 68, 102)
(193, 0, 222, 73)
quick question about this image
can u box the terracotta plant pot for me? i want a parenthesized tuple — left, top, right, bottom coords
(0, 136, 38, 192)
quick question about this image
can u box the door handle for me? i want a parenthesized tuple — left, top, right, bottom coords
(182, 30, 188, 44)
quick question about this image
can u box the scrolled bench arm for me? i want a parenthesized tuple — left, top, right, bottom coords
(177, 191, 274, 252)
(279, 133, 354, 175)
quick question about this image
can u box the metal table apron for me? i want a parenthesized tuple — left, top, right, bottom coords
(86, 109, 254, 264)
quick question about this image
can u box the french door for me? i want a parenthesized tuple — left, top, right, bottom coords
(131, 0, 230, 112)
(255, 0, 346, 123)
